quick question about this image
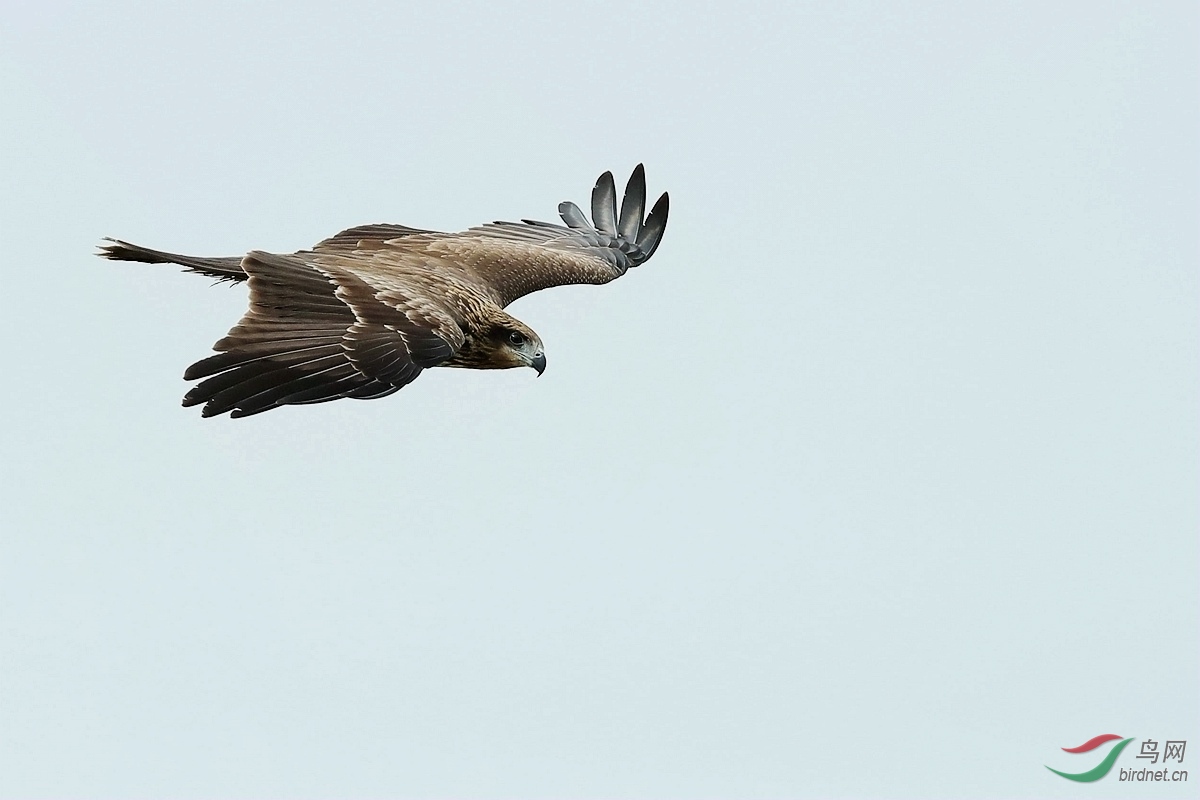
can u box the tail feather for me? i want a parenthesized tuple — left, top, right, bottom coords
(97, 237, 248, 283)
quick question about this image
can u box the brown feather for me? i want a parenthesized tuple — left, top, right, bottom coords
(98, 166, 669, 417)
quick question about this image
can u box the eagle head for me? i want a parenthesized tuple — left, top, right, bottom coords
(448, 311, 546, 375)
(491, 318, 546, 375)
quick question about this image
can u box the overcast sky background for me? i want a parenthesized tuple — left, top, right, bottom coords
(1, 2, 1196, 798)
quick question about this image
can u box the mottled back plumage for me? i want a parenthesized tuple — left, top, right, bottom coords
(99, 165, 669, 418)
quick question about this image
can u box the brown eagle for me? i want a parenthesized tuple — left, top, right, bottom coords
(99, 166, 668, 418)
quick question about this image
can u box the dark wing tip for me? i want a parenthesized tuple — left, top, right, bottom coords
(591, 170, 618, 235)
(618, 164, 647, 241)
(636, 191, 669, 261)
(558, 201, 592, 230)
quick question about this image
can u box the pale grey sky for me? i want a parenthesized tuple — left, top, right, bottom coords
(1, 2, 1196, 798)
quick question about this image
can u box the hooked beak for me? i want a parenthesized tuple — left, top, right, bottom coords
(531, 352, 546, 376)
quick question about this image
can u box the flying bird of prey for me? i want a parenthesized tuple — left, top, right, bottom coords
(99, 166, 668, 418)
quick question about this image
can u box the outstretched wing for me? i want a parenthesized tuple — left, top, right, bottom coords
(182, 251, 463, 418)
(454, 164, 669, 306)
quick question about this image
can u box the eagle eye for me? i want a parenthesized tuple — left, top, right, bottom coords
(508, 331, 526, 346)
